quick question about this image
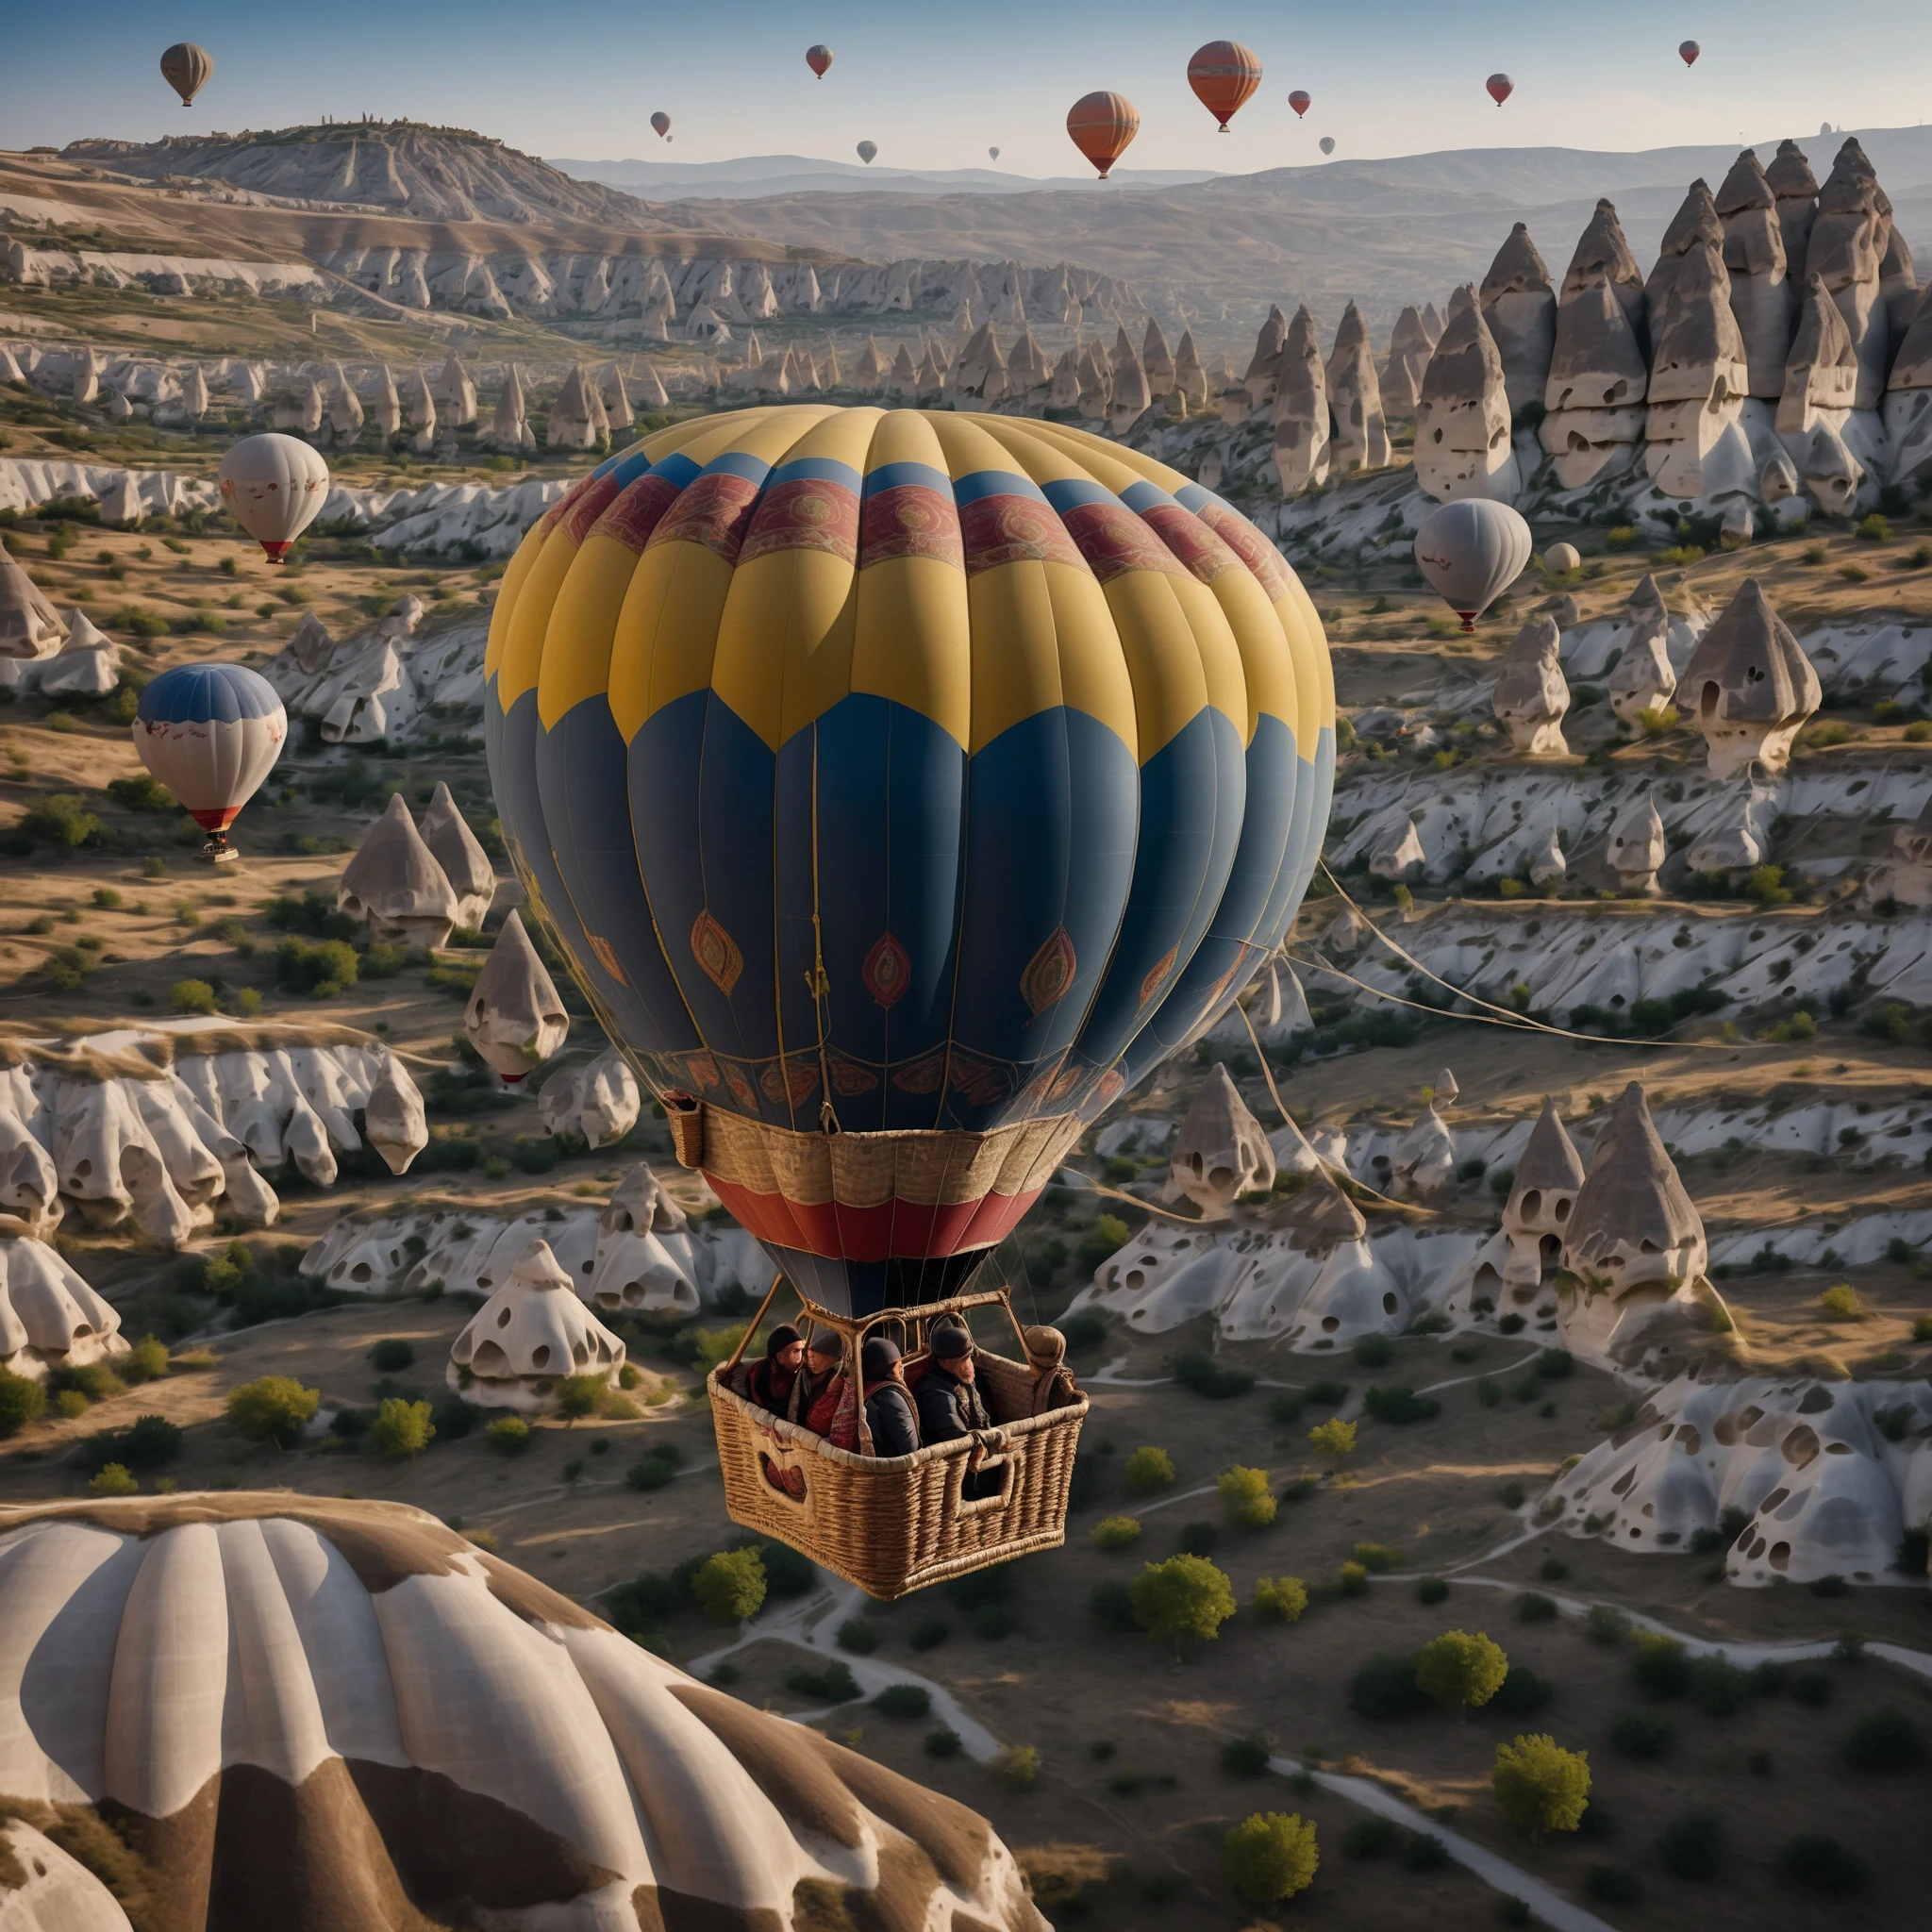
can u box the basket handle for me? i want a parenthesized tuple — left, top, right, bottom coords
(722, 1274, 784, 1374)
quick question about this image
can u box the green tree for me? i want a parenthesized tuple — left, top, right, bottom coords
(1122, 1445, 1176, 1495)
(1092, 1514, 1142, 1550)
(121, 1335, 171, 1385)
(369, 1398, 436, 1460)
(226, 1375, 320, 1448)
(1492, 1734, 1591, 1843)
(486, 1414, 532, 1455)
(992, 1744, 1041, 1789)
(1130, 1555, 1237, 1660)
(1253, 1575, 1308, 1624)
(0, 1368, 47, 1438)
(89, 1462, 139, 1496)
(1222, 1811, 1320, 1905)
(1415, 1629, 1510, 1719)
(1307, 1417, 1357, 1458)
(691, 1547, 767, 1624)
(1217, 1465, 1277, 1529)
(555, 1374, 606, 1422)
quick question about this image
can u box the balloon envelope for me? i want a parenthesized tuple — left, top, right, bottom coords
(1679, 40, 1700, 64)
(159, 42, 212, 108)
(133, 664, 287, 835)
(1288, 89, 1311, 118)
(651, 111, 671, 139)
(218, 434, 329, 562)
(857, 141, 877, 164)
(989, 146, 1000, 160)
(484, 407, 1335, 1317)
(1066, 92, 1140, 178)
(1319, 136, 1336, 157)
(1414, 499, 1533, 630)
(806, 43, 832, 77)
(1187, 40, 1262, 131)
(1486, 73, 1515, 105)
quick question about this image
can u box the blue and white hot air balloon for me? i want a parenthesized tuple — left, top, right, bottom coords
(132, 662, 287, 862)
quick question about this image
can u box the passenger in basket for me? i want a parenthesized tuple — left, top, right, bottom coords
(859, 1337, 921, 1457)
(916, 1325, 1005, 1498)
(1022, 1324, 1080, 1415)
(744, 1324, 803, 1415)
(791, 1331, 842, 1427)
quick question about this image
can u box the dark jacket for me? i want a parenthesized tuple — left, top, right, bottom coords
(862, 1381, 920, 1457)
(915, 1363, 993, 1447)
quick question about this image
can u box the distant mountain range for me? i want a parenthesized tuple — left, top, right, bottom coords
(551, 153, 1220, 199)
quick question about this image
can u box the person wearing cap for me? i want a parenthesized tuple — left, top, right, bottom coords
(789, 1328, 842, 1426)
(744, 1324, 803, 1415)
(859, 1336, 921, 1457)
(1022, 1324, 1079, 1416)
(915, 1323, 1004, 1496)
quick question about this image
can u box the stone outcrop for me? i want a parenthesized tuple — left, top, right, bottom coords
(1479, 223, 1557, 412)
(0, 536, 64, 658)
(1271, 305, 1329, 493)
(1141, 318, 1175, 397)
(1173, 327, 1207, 408)
(464, 909, 569, 1084)
(1542, 232, 1649, 489)
(419, 781, 495, 929)
(1108, 325, 1151, 432)
(1886, 287, 1932, 486)
(1324, 300, 1390, 471)
(1676, 577, 1820, 777)
(1767, 139, 1820, 278)
(545, 365, 608, 450)
(1167, 1063, 1276, 1216)
(1369, 816, 1425, 879)
(1605, 792, 1665, 894)
(1497, 1098, 1586, 1301)
(429, 351, 476, 426)
(1607, 583, 1678, 722)
(337, 793, 461, 948)
(1244, 303, 1288, 408)
(448, 1238, 625, 1411)
(1713, 149, 1793, 397)
(1807, 138, 1892, 407)
(1644, 180, 1726, 339)
(0, 1236, 127, 1383)
(1777, 276, 1859, 514)
(538, 1048, 641, 1148)
(1380, 305, 1435, 416)
(1491, 613, 1570, 755)
(1644, 236, 1749, 497)
(1415, 291, 1518, 501)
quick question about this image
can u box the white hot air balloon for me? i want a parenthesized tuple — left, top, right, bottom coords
(857, 141, 878, 165)
(217, 432, 329, 563)
(132, 663, 287, 862)
(1414, 498, 1533, 631)
(1543, 541, 1581, 575)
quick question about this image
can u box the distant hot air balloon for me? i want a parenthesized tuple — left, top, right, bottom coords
(989, 146, 1000, 160)
(217, 433, 329, 564)
(1288, 90, 1312, 118)
(159, 42, 213, 108)
(1066, 92, 1140, 179)
(1414, 499, 1533, 631)
(651, 111, 672, 142)
(1486, 73, 1515, 106)
(133, 663, 287, 862)
(806, 43, 833, 78)
(1679, 40, 1700, 65)
(1319, 136, 1336, 157)
(857, 141, 877, 165)
(1187, 41, 1262, 132)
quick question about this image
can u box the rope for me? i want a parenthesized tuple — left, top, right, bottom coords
(1308, 864, 1763, 1053)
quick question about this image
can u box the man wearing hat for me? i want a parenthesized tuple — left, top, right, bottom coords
(859, 1336, 921, 1457)
(744, 1324, 803, 1415)
(916, 1324, 1005, 1497)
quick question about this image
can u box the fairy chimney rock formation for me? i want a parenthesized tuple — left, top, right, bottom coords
(1369, 816, 1426, 880)
(1768, 140, 1820, 279)
(1, 538, 65, 658)
(1390, 1106, 1456, 1201)
(1645, 240, 1749, 496)
(1500, 1098, 1587, 1298)
(1778, 275, 1858, 446)
(0, 1238, 129, 1383)
(1271, 305, 1330, 493)
(1714, 149, 1794, 396)
(596, 362, 634, 429)
(447, 1238, 625, 1411)
(337, 793, 461, 949)
(1541, 265, 1650, 486)
(1479, 223, 1557, 412)
(1141, 318, 1176, 397)
(1607, 591, 1678, 723)
(419, 782, 495, 930)
(464, 910, 569, 1084)
(1879, 226, 1918, 343)
(431, 352, 477, 426)
(1414, 291, 1518, 502)
(546, 366, 607, 451)
(1644, 181, 1726, 333)
(1807, 138, 1892, 407)
(955, 322, 1006, 399)
(1167, 1063, 1277, 1217)
(1677, 577, 1820, 776)
(1884, 286, 1932, 484)
(1244, 303, 1289, 407)
(1606, 793, 1666, 894)
(1173, 328, 1208, 408)
(1324, 300, 1391, 472)
(1491, 613, 1571, 756)
(488, 365, 531, 450)
(1381, 306, 1435, 416)
(1108, 325, 1152, 432)
(1270, 1170, 1367, 1257)
(1008, 326, 1051, 394)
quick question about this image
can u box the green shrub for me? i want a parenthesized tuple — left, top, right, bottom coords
(1658, 1810, 1723, 1880)
(555, 1374, 606, 1421)
(121, 1335, 170, 1384)
(1415, 1629, 1508, 1715)
(108, 773, 176, 812)
(1690, 1654, 1747, 1716)
(1415, 1576, 1450, 1606)
(369, 1397, 435, 1459)
(1778, 1835, 1865, 1896)
(691, 1547, 766, 1623)
(22, 793, 103, 847)
(485, 1414, 531, 1455)
(992, 1743, 1040, 1789)
(1819, 1282, 1860, 1319)
(626, 1448, 675, 1490)
(924, 1724, 961, 1757)
(225, 1375, 320, 1446)
(785, 1660, 859, 1704)
(89, 1462, 139, 1496)
(1491, 1734, 1591, 1842)
(113, 1413, 183, 1469)
(1122, 1444, 1176, 1494)
(1173, 1350, 1256, 1398)
(1516, 1591, 1557, 1624)
(835, 1616, 877, 1654)
(1217, 1464, 1277, 1528)
(1222, 1811, 1319, 1905)
(169, 978, 218, 1015)
(1307, 1417, 1357, 1458)
(1609, 1710, 1674, 1758)
(1843, 1705, 1923, 1773)
(1221, 1734, 1271, 1775)
(371, 1338, 415, 1372)
(1337, 1560, 1369, 1596)
(1587, 1604, 1627, 1645)
(1492, 1666, 1554, 1716)
(1075, 1215, 1130, 1270)
(1130, 1555, 1236, 1657)
(1631, 1630, 1691, 1697)
(873, 1684, 931, 1720)
(1092, 1514, 1142, 1550)
(1363, 1384, 1440, 1424)
(1253, 1575, 1308, 1624)
(1353, 1334, 1394, 1368)
(909, 1615, 950, 1650)
(1403, 1832, 1449, 1872)
(1350, 1653, 1430, 1720)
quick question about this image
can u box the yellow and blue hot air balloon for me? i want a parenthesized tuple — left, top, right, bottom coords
(133, 661, 288, 861)
(486, 408, 1333, 1318)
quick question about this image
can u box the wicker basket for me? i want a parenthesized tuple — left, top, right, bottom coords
(709, 1330, 1088, 1602)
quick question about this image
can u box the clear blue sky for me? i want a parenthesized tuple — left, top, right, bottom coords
(6, 2, 1929, 174)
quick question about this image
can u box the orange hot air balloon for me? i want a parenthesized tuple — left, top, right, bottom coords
(1288, 89, 1312, 118)
(806, 43, 832, 78)
(1486, 72, 1515, 106)
(1066, 91, 1140, 179)
(1187, 40, 1262, 132)
(1679, 40, 1700, 65)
